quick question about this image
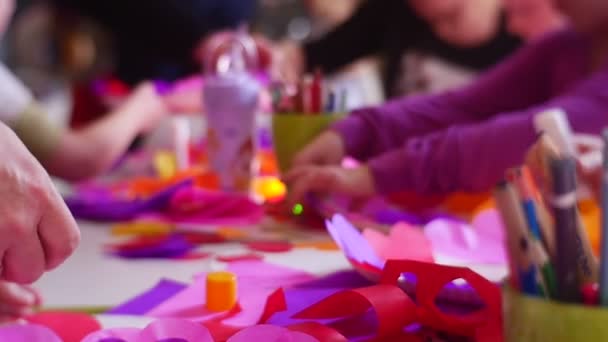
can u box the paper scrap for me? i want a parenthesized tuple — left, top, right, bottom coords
(107, 279, 187, 315)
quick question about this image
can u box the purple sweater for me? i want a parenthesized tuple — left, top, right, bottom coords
(333, 29, 608, 195)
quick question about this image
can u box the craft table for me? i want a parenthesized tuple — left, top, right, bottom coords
(34, 216, 508, 328)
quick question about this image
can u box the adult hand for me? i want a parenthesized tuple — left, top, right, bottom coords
(0, 281, 41, 322)
(291, 130, 346, 168)
(283, 165, 375, 207)
(0, 123, 80, 283)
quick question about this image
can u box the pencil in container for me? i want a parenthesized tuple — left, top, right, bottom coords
(550, 157, 586, 302)
(508, 168, 557, 298)
(494, 181, 541, 295)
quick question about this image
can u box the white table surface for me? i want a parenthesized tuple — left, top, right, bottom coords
(33, 220, 351, 310)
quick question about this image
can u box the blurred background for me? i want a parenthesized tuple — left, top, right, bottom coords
(2, 0, 380, 128)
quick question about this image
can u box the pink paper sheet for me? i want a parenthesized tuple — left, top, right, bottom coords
(147, 261, 315, 327)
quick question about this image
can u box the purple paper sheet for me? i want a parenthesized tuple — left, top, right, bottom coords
(296, 271, 372, 289)
(107, 279, 187, 315)
(111, 234, 194, 259)
(66, 179, 193, 221)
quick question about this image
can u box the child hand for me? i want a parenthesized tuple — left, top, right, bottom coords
(120, 82, 169, 133)
(0, 282, 41, 322)
(292, 131, 346, 168)
(283, 165, 376, 206)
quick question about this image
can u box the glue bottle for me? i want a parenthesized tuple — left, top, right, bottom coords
(203, 29, 260, 193)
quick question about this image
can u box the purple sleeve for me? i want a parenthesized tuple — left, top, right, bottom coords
(332, 31, 569, 162)
(368, 70, 608, 194)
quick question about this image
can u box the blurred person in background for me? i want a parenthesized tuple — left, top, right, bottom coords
(1, 0, 169, 181)
(272, 0, 522, 99)
(50, 0, 258, 85)
(504, 0, 566, 40)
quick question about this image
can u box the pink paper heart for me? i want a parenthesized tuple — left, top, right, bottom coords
(424, 209, 507, 265)
(362, 223, 434, 263)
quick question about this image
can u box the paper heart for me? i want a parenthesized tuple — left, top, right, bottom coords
(424, 209, 507, 265)
(362, 223, 434, 263)
(82, 319, 214, 342)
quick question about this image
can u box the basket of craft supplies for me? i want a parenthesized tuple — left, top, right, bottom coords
(496, 109, 608, 341)
(269, 72, 346, 173)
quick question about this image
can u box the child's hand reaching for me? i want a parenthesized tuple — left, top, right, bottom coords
(119, 82, 169, 133)
(283, 165, 376, 206)
(0, 282, 41, 322)
(291, 131, 347, 168)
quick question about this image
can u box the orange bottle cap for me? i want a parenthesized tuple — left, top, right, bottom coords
(206, 271, 237, 312)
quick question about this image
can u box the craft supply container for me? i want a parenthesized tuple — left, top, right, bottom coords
(504, 286, 608, 341)
(272, 113, 344, 173)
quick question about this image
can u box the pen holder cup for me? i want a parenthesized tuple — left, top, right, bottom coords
(504, 286, 608, 341)
(272, 113, 345, 174)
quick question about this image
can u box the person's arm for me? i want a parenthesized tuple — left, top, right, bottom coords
(0, 64, 166, 181)
(332, 30, 570, 162)
(43, 83, 167, 181)
(368, 69, 608, 195)
(303, 0, 411, 73)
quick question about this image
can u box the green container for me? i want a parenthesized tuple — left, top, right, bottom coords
(504, 286, 608, 341)
(272, 113, 344, 173)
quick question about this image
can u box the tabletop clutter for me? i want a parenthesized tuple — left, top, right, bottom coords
(5, 30, 608, 342)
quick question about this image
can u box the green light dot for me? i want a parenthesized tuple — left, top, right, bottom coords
(292, 203, 304, 216)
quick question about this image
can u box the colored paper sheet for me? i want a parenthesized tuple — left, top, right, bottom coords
(66, 179, 192, 221)
(111, 221, 173, 237)
(296, 271, 373, 289)
(245, 240, 293, 253)
(226, 325, 318, 342)
(326, 215, 384, 269)
(107, 279, 188, 315)
(362, 223, 434, 263)
(159, 188, 265, 225)
(216, 253, 264, 263)
(266, 288, 342, 327)
(0, 324, 62, 342)
(424, 209, 507, 264)
(110, 234, 195, 259)
(293, 241, 339, 251)
(147, 261, 315, 327)
(26, 312, 102, 342)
